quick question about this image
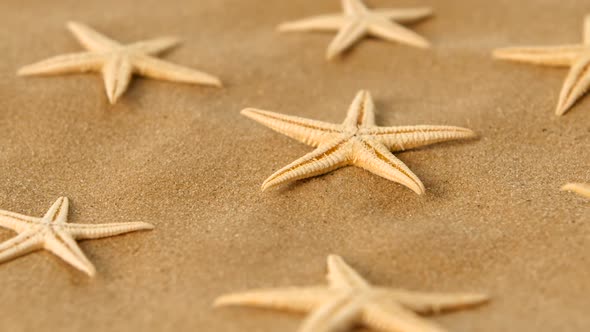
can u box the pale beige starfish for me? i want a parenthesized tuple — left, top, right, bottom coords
(0, 197, 153, 276)
(493, 15, 590, 116)
(278, 0, 432, 60)
(18, 21, 222, 104)
(215, 255, 489, 332)
(562, 183, 590, 199)
(242, 90, 476, 194)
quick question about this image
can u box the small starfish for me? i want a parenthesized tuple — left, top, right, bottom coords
(215, 255, 489, 332)
(0, 197, 153, 276)
(18, 21, 222, 104)
(562, 183, 590, 199)
(493, 15, 590, 116)
(242, 90, 475, 194)
(278, 0, 432, 60)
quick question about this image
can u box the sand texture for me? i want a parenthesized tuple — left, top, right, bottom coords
(0, 0, 588, 331)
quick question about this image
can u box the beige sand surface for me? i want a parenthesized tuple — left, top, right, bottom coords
(0, 0, 588, 331)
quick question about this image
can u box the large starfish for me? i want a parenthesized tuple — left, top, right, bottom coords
(0, 197, 153, 276)
(278, 0, 432, 60)
(18, 21, 222, 104)
(215, 255, 489, 332)
(493, 15, 590, 116)
(242, 90, 476, 194)
(562, 183, 590, 199)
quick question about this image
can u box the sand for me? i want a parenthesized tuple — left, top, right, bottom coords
(0, 0, 588, 331)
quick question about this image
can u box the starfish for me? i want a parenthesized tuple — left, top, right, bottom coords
(18, 21, 222, 104)
(278, 0, 433, 60)
(215, 254, 489, 332)
(562, 183, 590, 199)
(242, 90, 476, 194)
(493, 15, 590, 116)
(0, 197, 154, 276)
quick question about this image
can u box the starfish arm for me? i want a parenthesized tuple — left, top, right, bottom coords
(556, 53, 590, 115)
(64, 222, 154, 240)
(261, 139, 350, 191)
(363, 301, 446, 332)
(241, 108, 341, 147)
(368, 125, 476, 152)
(326, 255, 370, 290)
(299, 295, 363, 332)
(0, 210, 40, 233)
(384, 290, 490, 314)
(67, 21, 121, 52)
(132, 54, 222, 87)
(354, 139, 425, 195)
(585, 15, 590, 45)
(128, 37, 181, 55)
(214, 287, 335, 312)
(42, 197, 69, 224)
(342, 0, 369, 15)
(0, 230, 43, 265)
(44, 231, 96, 276)
(102, 56, 134, 104)
(492, 45, 586, 67)
(375, 8, 434, 23)
(342, 90, 376, 128)
(327, 20, 367, 60)
(367, 18, 430, 49)
(278, 15, 347, 32)
(562, 183, 590, 199)
(17, 52, 104, 76)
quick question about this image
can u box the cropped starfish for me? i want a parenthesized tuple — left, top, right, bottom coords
(18, 21, 222, 104)
(493, 15, 590, 116)
(278, 0, 432, 60)
(242, 90, 476, 194)
(0, 197, 154, 276)
(562, 183, 590, 199)
(215, 255, 489, 332)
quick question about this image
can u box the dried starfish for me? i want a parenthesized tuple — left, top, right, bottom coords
(278, 0, 432, 60)
(493, 15, 590, 116)
(0, 197, 153, 276)
(242, 90, 475, 194)
(562, 183, 590, 199)
(18, 21, 222, 104)
(215, 254, 489, 332)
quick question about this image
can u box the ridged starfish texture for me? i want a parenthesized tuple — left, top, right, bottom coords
(0, 197, 154, 276)
(562, 183, 590, 199)
(215, 255, 489, 332)
(278, 0, 432, 60)
(18, 21, 222, 104)
(493, 15, 590, 116)
(242, 90, 476, 194)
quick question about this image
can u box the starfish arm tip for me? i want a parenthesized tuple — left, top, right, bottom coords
(561, 183, 581, 192)
(464, 128, 478, 138)
(277, 23, 291, 32)
(416, 40, 432, 49)
(561, 184, 573, 192)
(81, 263, 97, 277)
(555, 104, 569, 116)
(413, 185, 426, 195)
(277, 22, 302, 32)
(491, 48, 511, 60)
(212, 78, 223, 88)
(325, 50, 339, 61)
(16, 68, 30, 76)
(66, 20, 81, 29)
(213, 296, 232, 307)
(261, 182, 272, 191)
(241, 108, 261, 118)
(140, 222, 156, 231)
